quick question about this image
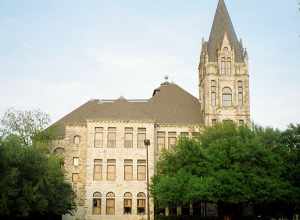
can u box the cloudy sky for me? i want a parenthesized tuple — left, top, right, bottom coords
(0, 0, 299, 129)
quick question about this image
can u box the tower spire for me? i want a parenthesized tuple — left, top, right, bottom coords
(207, 0, 243, 62)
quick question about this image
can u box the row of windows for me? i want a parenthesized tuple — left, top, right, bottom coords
(156, 131, 199, 152)
(71, 129, 200, 150)
(212, 119, 245, 126)
(92, 192, 146, 215)
(71, 159, 147, 182)
(94, 127, 146, 148)
(211, 81, 244, 107)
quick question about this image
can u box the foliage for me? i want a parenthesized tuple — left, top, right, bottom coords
(0, 135, 75, 218)
(151, 123, 300, 219)
(0, 108, 76, 219)
(0, 108, 51, 146)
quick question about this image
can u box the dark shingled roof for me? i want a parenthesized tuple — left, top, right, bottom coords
(208, 0, 244, 62)
(49, 83, 203, 136)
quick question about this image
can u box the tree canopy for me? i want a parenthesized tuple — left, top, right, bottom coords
(151, 123, 300, 219)
(0, 109, 75, 219)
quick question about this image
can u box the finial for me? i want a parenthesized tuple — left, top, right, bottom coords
(164, 75, 169, 82)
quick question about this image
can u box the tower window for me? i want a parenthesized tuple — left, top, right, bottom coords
(226, 58, 231, 75)
(222, 87, 233, 107)
(221, 57, 226, 75)
(211, 80, 217, 106)
(238, 81, 243, 106)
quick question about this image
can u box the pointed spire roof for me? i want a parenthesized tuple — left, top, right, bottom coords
(207, 0, 244, 62)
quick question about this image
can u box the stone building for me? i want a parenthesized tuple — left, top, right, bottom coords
(50, 0, 250, 220)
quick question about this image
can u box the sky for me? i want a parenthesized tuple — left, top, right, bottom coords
(0, 0, 299, 130)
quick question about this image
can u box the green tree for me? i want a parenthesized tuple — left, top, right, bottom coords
(0, 108, 50, 146)
(0, 108, 76, 219)
(151, 123, 298, 220)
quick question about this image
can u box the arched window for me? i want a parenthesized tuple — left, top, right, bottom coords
(211, 80, 217, 106)
(238, 81, 243, 106)
(53, 147, 65, 168)
(92, 192, 101, 215)
(222, 87, 232, 107)
(137, 192, 146, 215)
(53, 147, 65, 155)
(124, 192, 132, 214)
(73, 135, 81, 145)
(106, 192, 115, 215)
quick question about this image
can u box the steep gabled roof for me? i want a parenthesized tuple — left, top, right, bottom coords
(208, 0, 244, 62)
(49, 83, 203, 136)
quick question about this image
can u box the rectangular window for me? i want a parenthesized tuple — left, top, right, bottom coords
(72, 173, 79, 183)
(94, 159, 102, 181)
(73, 157, 79, 166)
(107, 159, 116, 181)
(168, 132, 177, 149)
(137, 160, 146, 181)
(137, 128, 146, 148)
(106, 198, 115, 215)
(124, 127, 133, 148)
(107, 127, 116, 148)
(94, 127, 103, 148)
(157, 131, 165, 152)
(93, 199, 101, 215)
(124, 159, 133, 181)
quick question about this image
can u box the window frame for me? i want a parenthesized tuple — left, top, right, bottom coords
(106, 159, 116, 181)
(92, 192, 102, 215)
(106, 192, 115, 215)
(222, 87, 233, 107)
(137, 160, 146, 181)
(94, 127, 104, 148)
(137, 128, 146, 148)
(93, 159, 103, 181)
(107, 127, 117, 148)
(124, 159, 133, 181)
